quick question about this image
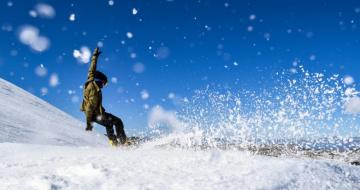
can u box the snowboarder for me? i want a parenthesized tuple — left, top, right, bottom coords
(80, 47, 127, 146)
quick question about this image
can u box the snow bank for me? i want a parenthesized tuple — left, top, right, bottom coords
(0, 78, 106, 146)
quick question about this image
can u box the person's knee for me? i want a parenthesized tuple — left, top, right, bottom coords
(116, 118, 124, 128)
(108, 113, 124, 126)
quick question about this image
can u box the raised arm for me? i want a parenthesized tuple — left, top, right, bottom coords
(88, 47, 102, 80)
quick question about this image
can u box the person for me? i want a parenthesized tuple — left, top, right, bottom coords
(80, 47, 127, 146)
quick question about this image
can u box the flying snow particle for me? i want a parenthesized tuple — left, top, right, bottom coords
(247, 26, 254, 32)
(345, 88, 357, 96)
(108, 0, 114, 6)
(69, 13, 75, 21)
(18, 25, 50, 52)
(344, 76, 355, 85)
(116, 87, 124, 94)
(34, 3, 56, 19)
(7, 1, 13, 7)
(97, 41, 103, 47)
(224, 2, 229, 7)
(133, 62, 145, 73)
(111, 77, 118, 84)
(309, 55, 316, 61)
(29, 10, 37, 17)
(73, 46, 91, 64)
(204, 25, 211, 31)
(290, 68, 297, 74)
(345, 96, 360, 114)
(68, 90, 76, 95)
(141, 90, 150, 100)
(130, 53, 137, 59)
(49, 73, 59, 87)
(40, 87, 48, 96)
(168, 93, 175, 99)
(126, 32, 133, 39)
(233, 61, 239, 66)
(292, 60, 298, 67)
(132, 8, 138, 15)
(306, 32, 314, 38)
(249, 14, 256, 21)
(144, 104, 149, 109)
(155, 47, 170, 59)
(35, 65, 47, 77)
(31, 36, 49, 52)
(71, 95, 79, 103)
(264, 33, 271, 41)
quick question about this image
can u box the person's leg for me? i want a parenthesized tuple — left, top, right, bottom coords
(93, 114, 117, 142)
(105, 113, 127, 144)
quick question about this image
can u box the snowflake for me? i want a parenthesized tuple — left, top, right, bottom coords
(69, 13, 75, 21)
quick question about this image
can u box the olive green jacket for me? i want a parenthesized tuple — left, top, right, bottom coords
(80, 51, 104, 117)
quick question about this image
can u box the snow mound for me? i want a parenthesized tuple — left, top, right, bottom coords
(0, 78, 106, 146)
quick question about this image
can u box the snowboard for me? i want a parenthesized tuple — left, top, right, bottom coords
(123, 136, 142, 146)
(105, 135, 143, 147)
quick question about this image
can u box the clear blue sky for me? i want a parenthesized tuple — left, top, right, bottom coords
(0, 0, 360, 136)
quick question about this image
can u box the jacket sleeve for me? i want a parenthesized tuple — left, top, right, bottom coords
(88, 48, 100, 80)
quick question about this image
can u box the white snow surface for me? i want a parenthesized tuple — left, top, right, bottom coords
(0, 78, 106, 146)
(0, 143, 359, 190)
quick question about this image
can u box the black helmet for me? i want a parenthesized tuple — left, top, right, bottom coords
(94, 71, 108, 85)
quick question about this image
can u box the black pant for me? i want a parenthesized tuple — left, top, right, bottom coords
(90, 112, 127, 143)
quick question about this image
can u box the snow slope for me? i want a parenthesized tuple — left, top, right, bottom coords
(0, 78, 106, 146)
(0, 143, 359, 190)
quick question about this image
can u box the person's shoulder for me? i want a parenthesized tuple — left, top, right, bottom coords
(87, 81, 100, 92)
(85, 81, 96, 89)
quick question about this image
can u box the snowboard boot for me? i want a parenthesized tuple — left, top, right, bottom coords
(108, 137, 119, 147)
(118, 137, 134, 146)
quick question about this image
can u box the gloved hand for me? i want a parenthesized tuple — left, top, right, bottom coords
(93, 47, 102, 57)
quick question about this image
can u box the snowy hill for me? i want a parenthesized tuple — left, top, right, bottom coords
(0, 78, 106, 146)
(1, 78, 360, 190)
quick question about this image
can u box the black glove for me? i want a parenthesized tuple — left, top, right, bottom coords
(93, 47, 102, 57)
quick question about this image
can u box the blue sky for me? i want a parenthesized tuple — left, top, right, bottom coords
(0, 0, 360, 136)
